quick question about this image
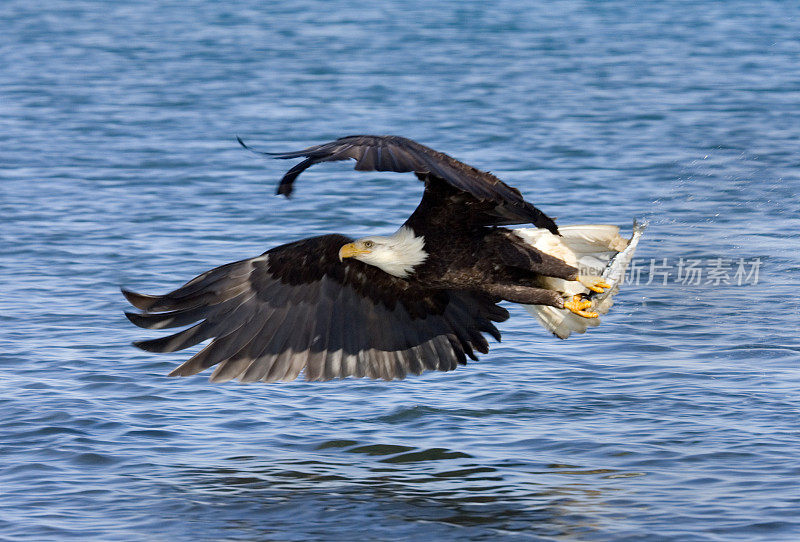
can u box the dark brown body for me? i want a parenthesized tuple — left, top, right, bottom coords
(404, 175, 578, 308)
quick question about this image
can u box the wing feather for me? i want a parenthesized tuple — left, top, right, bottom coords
(239, 135, 557, 232)
(124, 234, 508, 382)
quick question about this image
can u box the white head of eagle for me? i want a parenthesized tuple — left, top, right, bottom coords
(338, 226, 428, 278)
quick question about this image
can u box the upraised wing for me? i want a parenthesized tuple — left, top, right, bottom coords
(123, 234, 508, 383)
(238, 135, 558, 233)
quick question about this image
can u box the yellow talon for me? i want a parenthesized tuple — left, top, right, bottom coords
(563, 295, 599, 319)
(578, 275, 612, 293)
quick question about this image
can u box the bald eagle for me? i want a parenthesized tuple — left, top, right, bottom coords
(123, 136, 642, 383)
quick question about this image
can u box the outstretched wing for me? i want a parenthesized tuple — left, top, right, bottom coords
(123, 234, 508, 383)
(238, 135, 558, 233)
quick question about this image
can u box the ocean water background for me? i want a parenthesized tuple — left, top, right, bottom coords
(2, 1, 799, 540)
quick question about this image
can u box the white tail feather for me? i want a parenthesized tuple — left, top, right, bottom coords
(513, 221, 644, 339)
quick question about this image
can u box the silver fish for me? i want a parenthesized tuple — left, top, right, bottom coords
(590, 219, 647, 312)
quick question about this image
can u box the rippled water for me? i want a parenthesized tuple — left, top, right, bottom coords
(2, 1, 799, 540)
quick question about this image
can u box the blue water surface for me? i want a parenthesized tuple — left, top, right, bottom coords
(2, 1, 799, 540)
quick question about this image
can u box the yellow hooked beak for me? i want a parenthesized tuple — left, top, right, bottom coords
(338, 243, 371, 261)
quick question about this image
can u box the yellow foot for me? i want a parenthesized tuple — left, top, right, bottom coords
(578, 275, 611, 293)
(563, 295, 599, 318)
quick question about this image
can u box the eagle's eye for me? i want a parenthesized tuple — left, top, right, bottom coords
(363, 240, 374, 249)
